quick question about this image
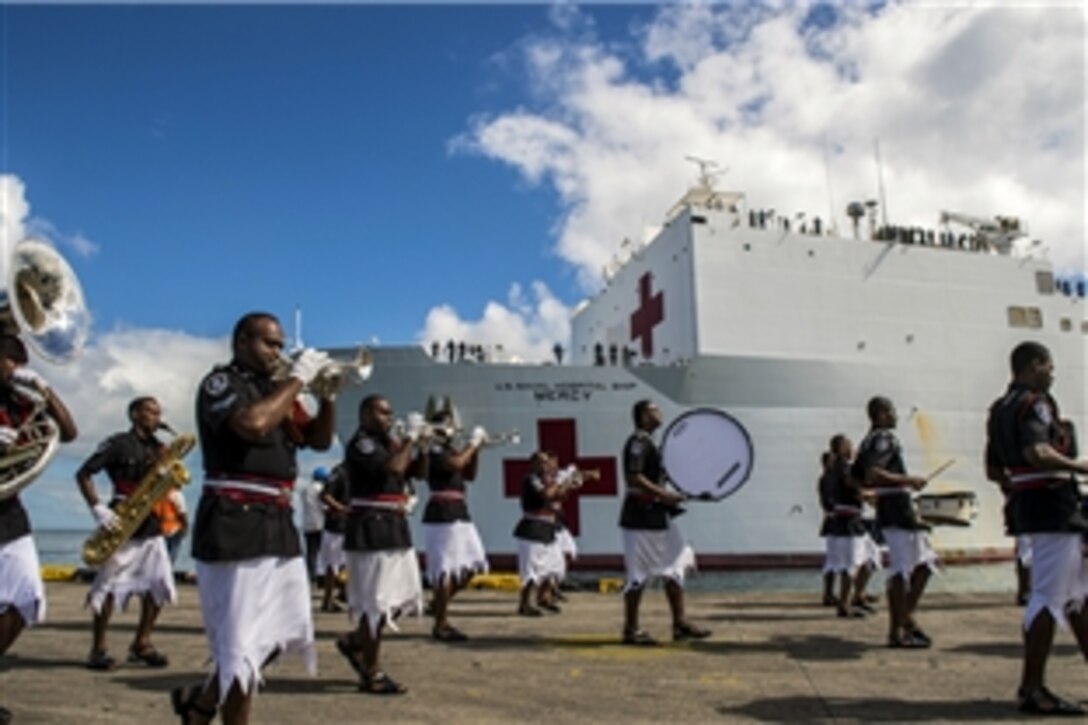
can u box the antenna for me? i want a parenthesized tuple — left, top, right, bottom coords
(873, 138, 889, 228)
(684, 155, 726, 189)
(822, 135, 837, 234)
(292, 305, 303, 353)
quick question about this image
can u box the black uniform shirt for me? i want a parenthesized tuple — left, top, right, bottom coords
(77, 430, 165, 539)
(0, 387, 33, 545)
(322, 466, 350, 535)
(619, 431, 670, 531)
(191, 362, 302, 562)
(824, 459, 866, 537)
(423, 440, 471, 524)
(343, 429, 413, 552)
(513, 473, 557, 543)
(853, 428, 924, 531)
(986, 385, 1082, 534)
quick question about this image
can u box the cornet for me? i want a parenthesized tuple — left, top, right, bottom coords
(273, 347, 373, 399)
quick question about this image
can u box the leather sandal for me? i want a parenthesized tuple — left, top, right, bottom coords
(673, 622, 711, 641)
(359, 671, 407, 696)
(128, 644, 169, 668)
(170, 685, 216, 724)
(1018, 686, 1086, 716)
(86, 649, 117, 671)
(622, 629, 658, 646)
(432, 625, 469, 642)
(887, 633, 930, 649)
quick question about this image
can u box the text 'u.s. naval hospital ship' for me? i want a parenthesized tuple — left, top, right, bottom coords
(326, 174, 1087, 570)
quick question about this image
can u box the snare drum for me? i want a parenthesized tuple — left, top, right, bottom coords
(915, 491, 978, 527)
(660, 408, 754, 501)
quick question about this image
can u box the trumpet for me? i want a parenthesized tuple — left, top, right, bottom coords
(433, 424, 520, 449)
(557, 465, 600, 489)
(273, 347, 373, 399)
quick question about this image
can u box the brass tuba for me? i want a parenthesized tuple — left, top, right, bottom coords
(81, 432, 196, 567)
(0, 239, 89, 500)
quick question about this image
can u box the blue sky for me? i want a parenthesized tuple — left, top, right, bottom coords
(1, 2, 1082, 530)
(2, 4, 594, 345)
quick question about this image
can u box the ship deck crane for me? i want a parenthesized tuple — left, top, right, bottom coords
(939, 210, 1027, 255)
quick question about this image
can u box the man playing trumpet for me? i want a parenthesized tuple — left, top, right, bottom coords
(172, 312, 336, 724)
(423, 411, 489, 641)
(76, 396, 177, 671)
(336, 395, 427, 695)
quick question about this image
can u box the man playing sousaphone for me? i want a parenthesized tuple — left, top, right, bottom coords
(620, 399, 709, 645)
(0, 335, 77, 724)
(76, 396, 177, 671)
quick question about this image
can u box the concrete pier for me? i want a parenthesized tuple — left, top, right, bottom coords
(1, 582, 1083, 722)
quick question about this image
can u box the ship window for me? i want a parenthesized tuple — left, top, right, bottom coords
(1060, 317, 1073, 332)
(743, 243, 751, 251)
(1082, 321, 1088, 334)
(691, 215, 707, 224)
(1007, 306, 1044, 329)
(1036, 271, 1055, 295)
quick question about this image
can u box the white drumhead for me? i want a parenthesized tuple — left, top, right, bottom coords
(661, 408, 754, 500)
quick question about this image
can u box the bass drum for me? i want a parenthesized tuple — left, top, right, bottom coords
(660, 408, 754, 501)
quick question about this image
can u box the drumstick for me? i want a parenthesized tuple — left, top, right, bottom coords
(925, 459, 956, 483)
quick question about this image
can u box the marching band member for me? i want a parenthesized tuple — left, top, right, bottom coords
(0, 336, 77, 724)
(171, 312, 335, 725)
(513, 451, 571, 616)
(423, 411, 489, 642)
(76, 396, 176, 671)
(821, 434, 877, 618)
(317, 464, 349, 613)
(986, 342, 1088, 715)
(818, 450, 836, 606)
(620, 399, 708, 645)
(336, 395, 425, 696)
(854, 396, 936, 649)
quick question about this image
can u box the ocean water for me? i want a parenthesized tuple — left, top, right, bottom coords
(34, 529, 1016, 594)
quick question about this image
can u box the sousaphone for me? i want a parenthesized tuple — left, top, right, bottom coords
(0, 238, 89, 500)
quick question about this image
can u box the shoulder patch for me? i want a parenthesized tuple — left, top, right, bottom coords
(203, 372, 230, 397)
(628, 439, 644, 456)
(356, 436, 376, 455)
(1033, 399, 1053, 426)
(873, 434, 889, 453)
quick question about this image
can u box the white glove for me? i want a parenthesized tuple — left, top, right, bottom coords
(289, 348, 331, 386)
(470, 425, 488, 447)
(92, 503, 120, 530)
(405, 412, 425, 443)
(12, 367, 48, 393)
(557, 464, 577, 486)
(0, 426, 18, 448)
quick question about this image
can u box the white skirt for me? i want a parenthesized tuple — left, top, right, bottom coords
(556, 527, 578, 561)
(86, 536, 176, 614)
(0, 535, 45, 626)
(423, 521, 488, 586)
(883, 528, 939, 580)
(517, 539, 565, 587)
(1024, 533, 1088, 631)
(1017, 534, 1033, 567)
(823, 533, 882, 575)
(346, 549, 422, 638)
(316, 531, 346, 574)
(622, 521, 696, 592)
(195, 556, 315, 703)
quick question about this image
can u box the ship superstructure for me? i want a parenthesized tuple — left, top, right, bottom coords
(328, 180, 1086, 568)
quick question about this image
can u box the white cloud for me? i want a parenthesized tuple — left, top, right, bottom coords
(417, 281, 571, 363)
(456, 2, 1085, 285)
(0, 175, 31, 268)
